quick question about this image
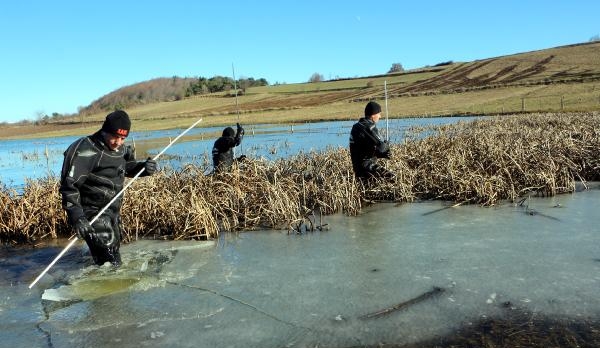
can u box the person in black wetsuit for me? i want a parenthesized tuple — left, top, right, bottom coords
(212, 123, 245, 173)
(349, 101, 393, 180)
(59, 110, 157, 266)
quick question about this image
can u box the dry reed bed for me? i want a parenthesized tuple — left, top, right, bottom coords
(121, 150, 363, 242)
(399, 112, 600, 205)
(1, 112, 599, 245)
(0, 178, 67, 244)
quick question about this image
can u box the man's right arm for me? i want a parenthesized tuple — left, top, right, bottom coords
(59, 138, 93, 225)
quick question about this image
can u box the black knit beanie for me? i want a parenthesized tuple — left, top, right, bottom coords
(364, 101, 382, 117)
(102, 110, 131, 137)
(222, 127, 235, 137)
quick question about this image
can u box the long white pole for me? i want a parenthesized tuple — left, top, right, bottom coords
(28, 117, 203, 288)
(232, 63, 243, 154)
(384, 80, 389, 141)
(232, 63, 239, 120)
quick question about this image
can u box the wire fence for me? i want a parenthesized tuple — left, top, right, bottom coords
(354, 90, 600, 117)
(477, 93, 600, 115)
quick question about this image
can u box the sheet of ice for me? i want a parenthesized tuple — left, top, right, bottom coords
(41, 240, 215, 302)
(2, 188, 599, 347)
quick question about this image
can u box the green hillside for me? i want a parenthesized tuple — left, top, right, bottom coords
(2, 41, 600, 139)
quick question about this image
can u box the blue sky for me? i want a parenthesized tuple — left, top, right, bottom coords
(0, 0, 598, 123)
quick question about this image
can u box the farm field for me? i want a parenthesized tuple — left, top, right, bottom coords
(1, 41, 599, 140)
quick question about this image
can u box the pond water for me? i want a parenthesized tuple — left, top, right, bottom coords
(1, 185, 600, 347)
(0, 116, 473, 189)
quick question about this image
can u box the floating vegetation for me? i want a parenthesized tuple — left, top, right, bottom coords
(378, 308, 600, 348)
(1, 112, 600, 245)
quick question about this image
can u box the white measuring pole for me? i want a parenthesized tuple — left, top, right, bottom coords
(28, 118, 203, 288)
(232, 63, 243, 154)
(384, 80, 389, 141)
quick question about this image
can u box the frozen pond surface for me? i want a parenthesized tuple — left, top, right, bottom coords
(1, 186, 599, 347)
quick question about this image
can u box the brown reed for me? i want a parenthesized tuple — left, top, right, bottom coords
(389, 308, 600, 348)
(0, 177, 67, 244)
(399, 112, 600, 205)
(2, 111, 599, 245)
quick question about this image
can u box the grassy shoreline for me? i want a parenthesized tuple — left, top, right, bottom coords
(4, 81, 599, 140)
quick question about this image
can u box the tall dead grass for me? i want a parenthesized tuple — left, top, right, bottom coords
(0, 177, 68, 244)
(2, 112, 599, 245)
(399, 112, 600, 205)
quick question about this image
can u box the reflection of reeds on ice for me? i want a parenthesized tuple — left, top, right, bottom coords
(2, 112, 600, 245)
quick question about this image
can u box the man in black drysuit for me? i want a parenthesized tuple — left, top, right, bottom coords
(212, 123, 245, 173)
(349, 101, 394, 180)
(60, 110, 157, 266)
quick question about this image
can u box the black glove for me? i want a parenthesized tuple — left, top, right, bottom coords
(74, 217, 94, 239)
(378, 141, 391, 158)
(144, 158, 157, 175)
(380, 140, 390, 151)
(124, 145, 135, 161)
(236, 123, 245, 136)
(236, 154, 247, 162)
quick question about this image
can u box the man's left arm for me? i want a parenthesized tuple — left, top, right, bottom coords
(234, 123, 244, 146)
(124, 145, 157, 177)
(375, 140, 391, 159)
(368, 126, 391, 159)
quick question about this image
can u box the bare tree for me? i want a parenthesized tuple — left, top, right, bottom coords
(34, 110, 47, 126)
(590, 34, 600, 42)
(309, 73, 324, 83)
(388, 63, 404, 73)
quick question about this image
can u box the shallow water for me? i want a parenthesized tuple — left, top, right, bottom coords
(0, 116, 474, 188)
(1, 186, 599, 347)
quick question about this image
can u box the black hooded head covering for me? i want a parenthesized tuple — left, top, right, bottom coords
(102, 110, 131, 137)
(222, 127, 235, 137)
(364, 101, 382, 118)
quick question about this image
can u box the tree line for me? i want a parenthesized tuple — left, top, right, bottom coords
(185, 76, 268, 96)
(80, 75, 269, 116)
